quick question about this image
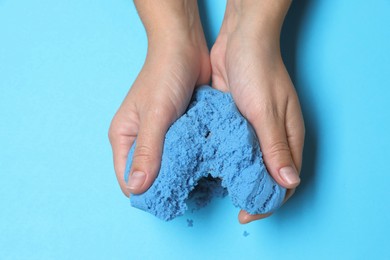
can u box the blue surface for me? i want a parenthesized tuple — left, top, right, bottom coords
(125, 86, 286, 220)
(0, 0, 389, 259)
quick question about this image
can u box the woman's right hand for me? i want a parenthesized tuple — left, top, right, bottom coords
(211, 0, 305, 223)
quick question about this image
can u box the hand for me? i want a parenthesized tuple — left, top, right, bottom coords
(211, 0, 305, 223)
(109, 0, 210, 196)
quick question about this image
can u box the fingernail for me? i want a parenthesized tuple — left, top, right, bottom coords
(279, 166, 300, 186)
(128, 171, 146, 190)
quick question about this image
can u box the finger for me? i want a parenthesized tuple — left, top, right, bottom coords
(108, 117, 138, 197)
(249, 106, 301, 189)
(128, 112, 169, 194)
(238, 210, 273, 224)
(238, 189, 296, 224)
(285, 96, 305, 173)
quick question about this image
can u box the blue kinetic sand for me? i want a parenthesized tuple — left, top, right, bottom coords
(125, 85, 286, 221)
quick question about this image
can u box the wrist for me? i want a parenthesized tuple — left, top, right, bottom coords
(135, 0, 203, 47)
(226, 0, 291, 45)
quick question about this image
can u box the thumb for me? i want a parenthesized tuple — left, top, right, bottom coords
(250, 113, 301, 189)
(127, 114, 169, 194)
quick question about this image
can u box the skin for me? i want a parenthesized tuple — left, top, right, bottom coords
(108, 0, 305, 224)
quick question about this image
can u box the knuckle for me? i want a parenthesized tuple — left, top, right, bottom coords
(246, 100, 282, 124)
(108, 117, 123, 143)
(144, 104, 173, 125)
(108, 122, 118, 143)
(263, 141, 291, 160)
(147, 106, 165, 120)
(133, 144, 156, 164)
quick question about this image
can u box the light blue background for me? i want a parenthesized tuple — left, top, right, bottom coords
(1, 0, 389, 259)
